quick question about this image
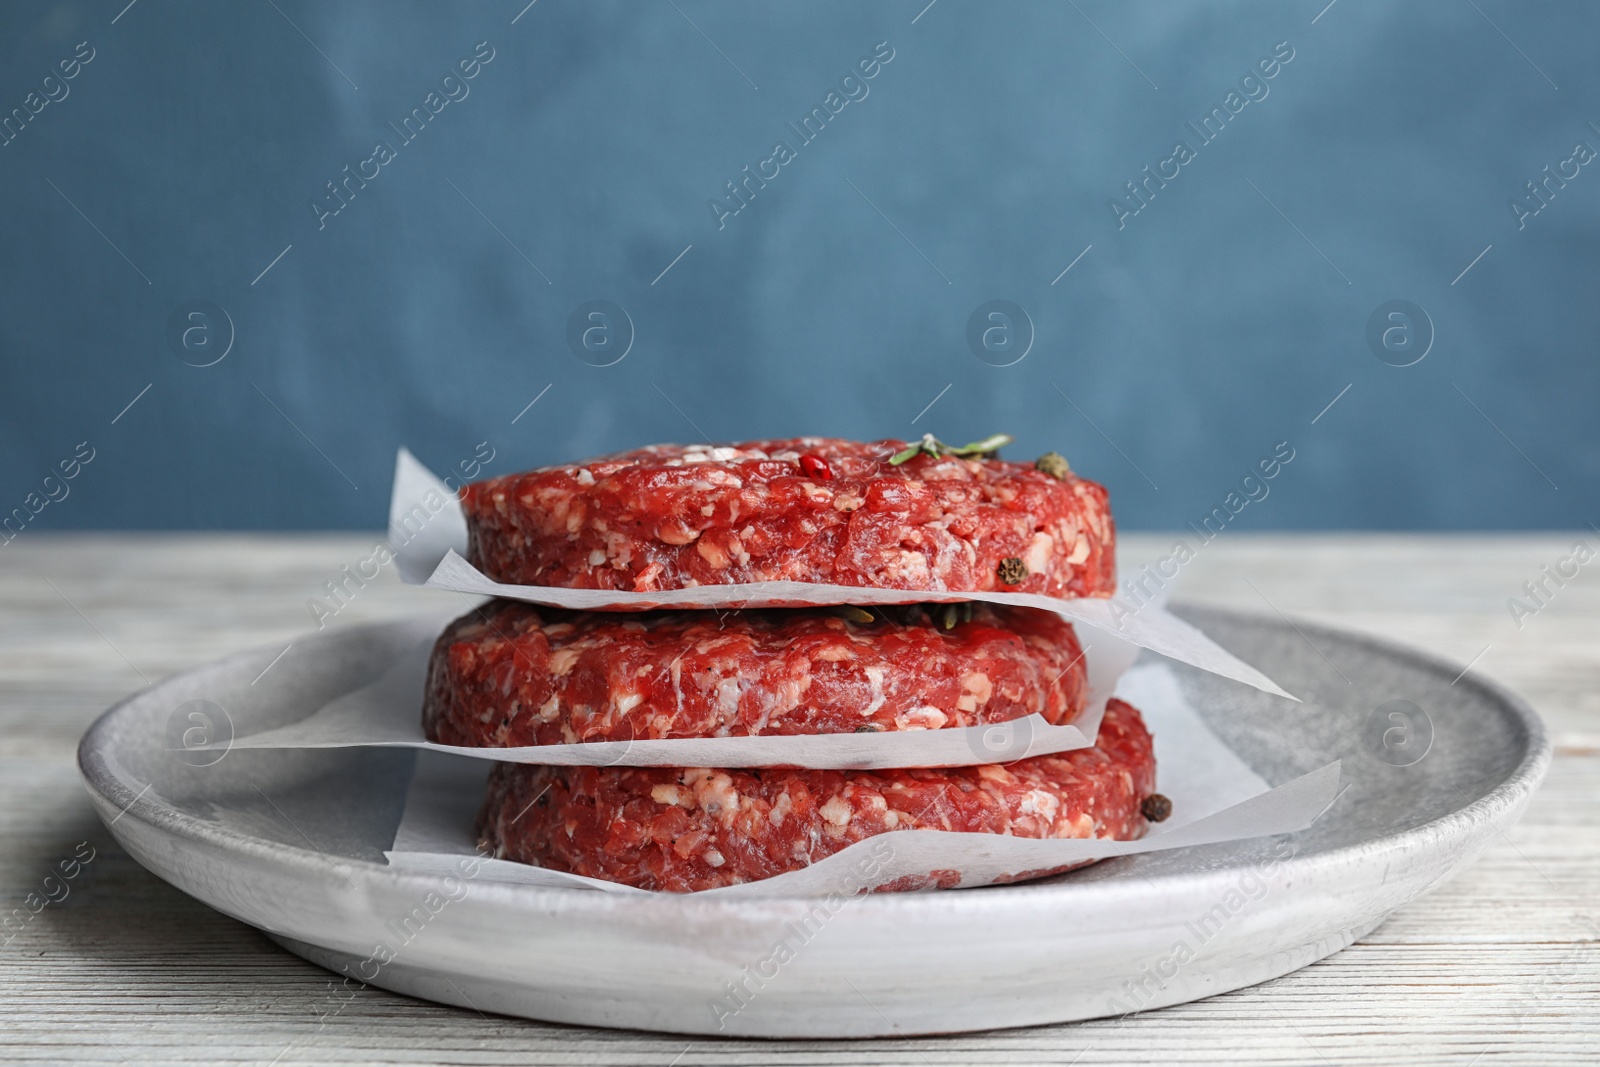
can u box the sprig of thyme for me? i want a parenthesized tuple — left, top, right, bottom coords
(888, 432, 1014, 466)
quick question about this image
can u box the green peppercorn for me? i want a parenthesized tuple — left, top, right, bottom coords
(1035, 451, 1071, 480)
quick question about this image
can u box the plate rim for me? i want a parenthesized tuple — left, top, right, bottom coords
(77, 601, 1552, 916)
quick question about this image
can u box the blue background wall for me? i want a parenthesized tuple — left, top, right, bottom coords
(1, 0, 1595, 532)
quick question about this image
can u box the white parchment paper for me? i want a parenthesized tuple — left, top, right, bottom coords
(383, 663, 1338, 897)
(388, 449, 1294, 700)
(228, 626, 1141, 769)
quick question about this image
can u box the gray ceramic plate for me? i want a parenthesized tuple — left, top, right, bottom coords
(77, 604, 1549, 1038)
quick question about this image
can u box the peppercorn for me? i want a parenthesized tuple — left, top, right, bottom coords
(1035, 451, 1070, 480)
(997, 557, 1028, 585)
(798, 453, 833, 480)
(1141, 794, 1173, 822)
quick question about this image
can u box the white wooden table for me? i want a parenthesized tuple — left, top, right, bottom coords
(2, 534, 1596, 1065)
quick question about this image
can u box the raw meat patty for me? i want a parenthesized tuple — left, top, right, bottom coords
(460, 438, 1115, 598)
(423, 599, 1088, 746)
(475, 697, 1156, 892)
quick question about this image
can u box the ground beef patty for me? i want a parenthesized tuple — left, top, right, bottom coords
(423, 599, 1088, 746)
(475, 698, 1156, 892)
(459, 438, 1115, 598)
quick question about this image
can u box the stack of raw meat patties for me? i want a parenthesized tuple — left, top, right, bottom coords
(421, 436, 1165, 892)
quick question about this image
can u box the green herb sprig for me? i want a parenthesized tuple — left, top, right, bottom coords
(888, 433, 1014, 466)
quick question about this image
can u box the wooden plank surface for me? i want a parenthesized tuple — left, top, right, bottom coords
(1, 533, 1596, 1065)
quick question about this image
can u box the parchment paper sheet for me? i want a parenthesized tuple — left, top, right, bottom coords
(228, 627, 1140, 769)
(382, 663, 1340, 898)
